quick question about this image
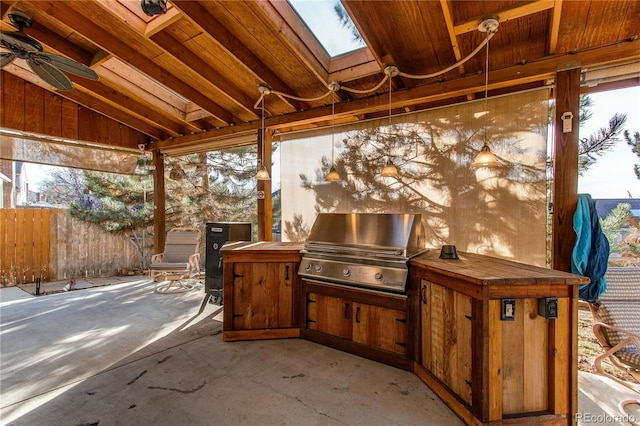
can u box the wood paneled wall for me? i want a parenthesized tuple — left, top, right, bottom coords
(0, 71, 146, 149)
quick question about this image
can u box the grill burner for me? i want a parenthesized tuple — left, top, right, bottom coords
(298, 213, 425, 293)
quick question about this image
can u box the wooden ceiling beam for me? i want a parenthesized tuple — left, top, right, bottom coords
(440, 0, 465, 74)
(149, 31, 257, 119)
(548, 0, 563, 54)
(454, 0, 556, 35)
(170, 1, 300, 112)
(144, 7, 181, 37)
(39, 1, 236, 126)
(262, 0, 331, 81)
(91, 1, 258, 120)
(96, 65, 202, 133)
(341, 0, 395, 72)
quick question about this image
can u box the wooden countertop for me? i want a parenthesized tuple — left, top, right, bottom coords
(411, 249, 589, 286)
(220, 241, 304, 254)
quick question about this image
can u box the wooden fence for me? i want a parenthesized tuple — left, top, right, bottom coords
(0, 208, 142, 286)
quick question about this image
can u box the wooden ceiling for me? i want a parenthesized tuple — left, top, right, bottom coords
(1, 0, 639, 154)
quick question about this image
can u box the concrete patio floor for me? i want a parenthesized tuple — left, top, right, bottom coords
(1, 278, 638, 425)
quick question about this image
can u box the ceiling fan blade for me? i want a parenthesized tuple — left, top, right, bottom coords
(0, 31, 42, 52)
(27, 57, 73, 91)
(36, 52, 99, 81)
(0, 52, 16, 68)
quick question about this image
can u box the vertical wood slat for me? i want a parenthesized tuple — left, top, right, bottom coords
(523, 298, 548, 413)
(502, 299, 525, 415)
(549, 297, 571, 414)
(2, 72, 25, 130)
(25, 83, 44, 134)
(488, 299, 503, 421)
(44, 91, 62, 137)
(455, 292, 472, 406)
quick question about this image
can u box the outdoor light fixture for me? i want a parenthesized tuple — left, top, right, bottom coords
(381, 66, 400, 179)
(141, 0, 167, 16)
(255, 88, 271, 181)
(472, 18, 500, 169)
(325, 82, 341, 182)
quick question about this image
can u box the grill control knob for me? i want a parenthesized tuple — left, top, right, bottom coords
(343, 268, 351, 277)
(305, 264, 312, 272)
(315, 265, 323, 272)
(374, 272, 383, 280)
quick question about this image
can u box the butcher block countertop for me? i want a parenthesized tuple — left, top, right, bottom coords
(410, 249, 589, 287)
(220, 241, 304, 262)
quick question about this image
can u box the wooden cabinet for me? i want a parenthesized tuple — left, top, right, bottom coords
(221, 242, 303, 341)
(302, 280, 411, 370)
(230, 262, 296, 330)
(410, 250, 589, 426)
(419, 280, 472, 406)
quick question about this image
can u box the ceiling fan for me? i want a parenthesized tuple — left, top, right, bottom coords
(0, 11, 99, 91)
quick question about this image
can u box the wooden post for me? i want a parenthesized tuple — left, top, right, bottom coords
(153, 149, 166, 254)
(551, 63, 581, 425)
(552, 64, 581, 272)
(257, 128, 273, 241)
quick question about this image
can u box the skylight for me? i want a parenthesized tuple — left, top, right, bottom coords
(287, 0, 366, 57)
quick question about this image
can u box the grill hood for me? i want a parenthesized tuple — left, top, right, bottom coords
(304, 213, 425, 258)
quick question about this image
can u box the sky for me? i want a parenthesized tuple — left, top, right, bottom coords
(576, 87, 640, 199)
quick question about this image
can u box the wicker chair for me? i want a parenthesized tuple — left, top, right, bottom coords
(589, 267, 640, 420)
(149, 228, 201, 293)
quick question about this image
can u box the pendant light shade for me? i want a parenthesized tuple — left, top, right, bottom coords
(472, 18, 500, 169)
(325, 166, 341, 182)
(256, 90, 270, 180)
(472, 144, 500, 168)
(381, 160, 399, 178)
(256, 163, 270, 180)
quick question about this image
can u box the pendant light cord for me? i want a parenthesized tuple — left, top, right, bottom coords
(484, 31, 489, 146)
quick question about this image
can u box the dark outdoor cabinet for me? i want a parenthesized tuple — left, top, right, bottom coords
(205, 222, 251, 304)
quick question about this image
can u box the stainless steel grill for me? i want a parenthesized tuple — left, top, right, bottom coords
(298, 213, 425, 293)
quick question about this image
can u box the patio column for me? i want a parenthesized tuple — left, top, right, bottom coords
(257, 128, 273, 241)
(552, 63, 581, 272)
(153, 149, 166, 254)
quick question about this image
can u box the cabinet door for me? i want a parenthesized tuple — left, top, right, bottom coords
(306, 292, 352, 339)
(352, 303, 407, 354)
(421, 280, 472, 405)
(232, 262, 294, 330)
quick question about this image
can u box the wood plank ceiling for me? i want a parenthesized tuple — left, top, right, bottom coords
(1, 0, 639, 154)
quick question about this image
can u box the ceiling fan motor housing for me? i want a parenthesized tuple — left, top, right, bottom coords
(141, 0, 167, 16)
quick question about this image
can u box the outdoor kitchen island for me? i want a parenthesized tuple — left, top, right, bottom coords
(221, 240, 588, 426)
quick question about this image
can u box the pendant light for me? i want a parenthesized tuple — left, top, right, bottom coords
(256, 87, 271, 180)
(325, 82, 341, 182)
(472, 18, 500, 169)
(381, 66, 399, 178)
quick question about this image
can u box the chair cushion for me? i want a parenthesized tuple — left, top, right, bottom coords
(150, 262, 190, 271)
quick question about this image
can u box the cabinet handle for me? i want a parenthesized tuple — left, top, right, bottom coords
(344, 303, 350, 320)
(355, 306, 361, 323)
(285, 265, 290, 280)
(395, 318, 407, 324)
(465, 314, 472, 320)
(395, 342, 407, 348)
(421, 285, 427, 304)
